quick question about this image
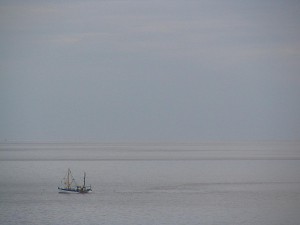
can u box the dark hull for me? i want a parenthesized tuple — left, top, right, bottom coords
(58, 187, 92, 194)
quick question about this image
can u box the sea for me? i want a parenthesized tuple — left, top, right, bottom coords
(0, 141, 300, 225)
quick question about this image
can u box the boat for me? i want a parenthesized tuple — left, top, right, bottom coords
(58, 168, 92, 193)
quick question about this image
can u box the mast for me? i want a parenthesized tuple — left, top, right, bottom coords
(83, 172, 86, 187)
(67, 168, 71, 189)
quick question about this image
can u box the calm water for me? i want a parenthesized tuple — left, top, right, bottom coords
(0, 142, 300, 225)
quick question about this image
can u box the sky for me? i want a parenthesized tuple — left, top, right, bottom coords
(0, 0, 300, 142)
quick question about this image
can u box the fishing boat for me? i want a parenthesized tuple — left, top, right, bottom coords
(58, 168, 92, 193)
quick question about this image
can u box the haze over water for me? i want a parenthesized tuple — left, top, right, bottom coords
(1, 1, 300, 224)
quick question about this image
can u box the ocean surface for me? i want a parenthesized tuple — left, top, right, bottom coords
(0, 142, 300, 225)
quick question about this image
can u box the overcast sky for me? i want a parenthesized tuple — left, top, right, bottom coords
(0, 0, 300, 142)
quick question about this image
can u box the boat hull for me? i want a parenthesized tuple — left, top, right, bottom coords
(58, 187, 92, 194)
